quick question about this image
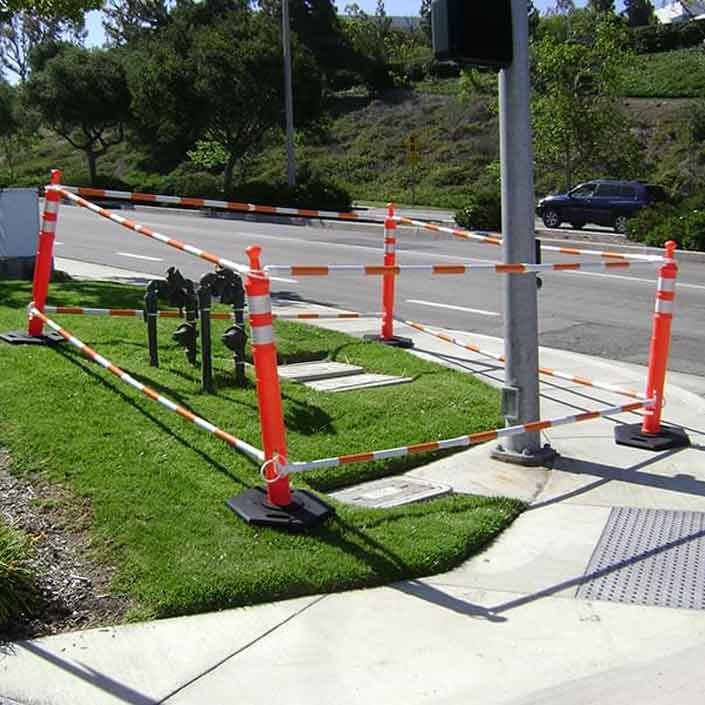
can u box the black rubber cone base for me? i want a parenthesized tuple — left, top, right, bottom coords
(615, 423, 690, 452)
(0, 330, 64, 346)
(363, 334, 414, 349)
(226, 487, 335, 531)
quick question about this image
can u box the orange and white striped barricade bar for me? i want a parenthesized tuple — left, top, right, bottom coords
(1, 170, 66, 346)
(52, 186, 255, 278)
(394, 216, 664, 263)
(42, 305, 380, 321)
(275, 399, 653, 477)
(615, 241, 690, 451)
(225, 246, 334, 530)
(62, 185, 371, 223)
(264, 259, 659, 278)
(401, 319, 646, 401)
(27, 305, 264, 463)
(363, 203, 413, 349)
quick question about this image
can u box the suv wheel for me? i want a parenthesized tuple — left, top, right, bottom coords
(542, 210, 561, 229)
(613, 214, 628, 234)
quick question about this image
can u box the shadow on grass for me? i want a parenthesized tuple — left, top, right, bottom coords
(0, 281, 147, 311)
(55, 348, 257, 489)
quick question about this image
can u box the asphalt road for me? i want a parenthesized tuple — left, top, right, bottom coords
(52, 205, 705, 376)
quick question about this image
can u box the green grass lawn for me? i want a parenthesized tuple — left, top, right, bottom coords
(0, 280, 520, 622)
(622, 48, 705, 98)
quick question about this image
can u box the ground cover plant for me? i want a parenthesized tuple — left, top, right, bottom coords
(0, 280, 521, 623)
(0, 520, 36, 624)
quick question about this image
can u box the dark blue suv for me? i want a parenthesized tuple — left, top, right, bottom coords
(536, 180, 668, 233)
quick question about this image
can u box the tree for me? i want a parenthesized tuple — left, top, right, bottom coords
(419, 0, 431, 42)
(551, 0, 575, 14)
(25, 45, 131, 184)
(588, 0, 615, 12)
(624, 0, 654, 26)
(0, 9, 83, 82)
(0, 80, 38, 182)
(102, 0, 170, 46)
(0, 80, 14, 137)
(127, 5, 323, 193)
(528, 0, 540, 36)
(532, 16, 642, 191)
(258, 0, 356, 88)
(1, 1, 99, 23)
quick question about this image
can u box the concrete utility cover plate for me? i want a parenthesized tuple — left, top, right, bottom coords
(576, 507, 705, 610)
(331, 476, 452, 509)
(305, 373, 412, 393)
(278, 361, 363, 382)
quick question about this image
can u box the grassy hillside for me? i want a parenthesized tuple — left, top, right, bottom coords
(3, 57, 703, 209)
(622, 48, 705, 98)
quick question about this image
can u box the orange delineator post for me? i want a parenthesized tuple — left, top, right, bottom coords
(615, 239, 689, 450)
(28, 169, 62, 337)
(381, 203, 397, 340)
(642, 240, 678, 434)
(244, 245, 292, 507)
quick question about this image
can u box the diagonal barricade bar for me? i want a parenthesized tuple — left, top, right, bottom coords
(264, 259, 659, 277)
(277, 399, 652, 477)
(395, 216, 664, 263)
(401, 318, 646, 401)
(54, 187, 254, 278)
(28, 305, 264, 464)
(62, 185, 368, 223)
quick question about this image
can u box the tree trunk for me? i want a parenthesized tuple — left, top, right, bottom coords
(87, 151, 98, 186)
(223, 153, 237, 197)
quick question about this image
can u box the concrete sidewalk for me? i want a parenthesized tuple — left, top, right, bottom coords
(3, 260, 705, 705)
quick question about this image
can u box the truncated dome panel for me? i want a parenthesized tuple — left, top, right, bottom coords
(576, 507, 705, 610)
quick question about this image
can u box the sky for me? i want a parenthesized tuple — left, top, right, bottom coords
(84, 1, 629, 48)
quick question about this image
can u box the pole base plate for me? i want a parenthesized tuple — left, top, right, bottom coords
(491, 443, 556, 468)
(363, 334, 414, 349)
(615, 423, 690, 452)
(0, 330, 64, 346)
(226, 487, 335, 531)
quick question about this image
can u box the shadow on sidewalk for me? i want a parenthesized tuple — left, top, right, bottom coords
(15, 641, 157, 705)
(529, 445, 705, 511)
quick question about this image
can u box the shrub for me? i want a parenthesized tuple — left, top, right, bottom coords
(455, 186, 501, 232)
(627, 202, 705, 252)
(0, 521, 36, 625)
(631, 19, 705, 54)
(427, 59, 461, 79)
(234, 163, 352, 211)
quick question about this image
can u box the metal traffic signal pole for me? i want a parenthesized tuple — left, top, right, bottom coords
(493, 0, 553, 466)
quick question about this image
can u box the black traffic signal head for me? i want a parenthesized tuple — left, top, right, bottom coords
(432, 0, 513, 69)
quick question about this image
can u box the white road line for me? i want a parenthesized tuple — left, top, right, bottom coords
(406, 299, 500, 317)
(116, 251, 163, 262)
(55, 241, 64, 246)
(557, 269, 705, 291)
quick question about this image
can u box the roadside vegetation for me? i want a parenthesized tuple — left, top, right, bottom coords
(0, 520, 37, 625)
(0, 280, 520, 623)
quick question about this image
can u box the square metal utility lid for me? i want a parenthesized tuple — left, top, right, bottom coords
(331, 476, 452, 509)
(305, 373, 412, 393)
(278, 361, 363, 382)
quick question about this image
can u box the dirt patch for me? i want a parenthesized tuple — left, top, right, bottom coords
(0, 449, 133, 641)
